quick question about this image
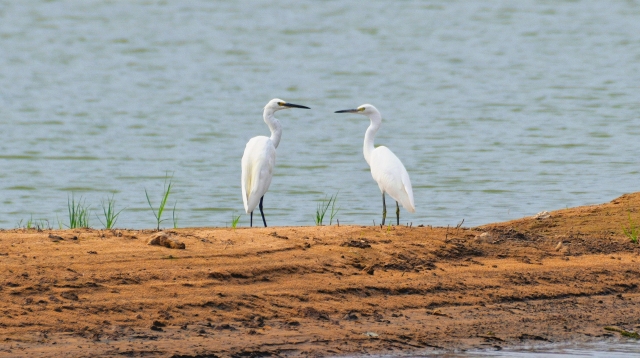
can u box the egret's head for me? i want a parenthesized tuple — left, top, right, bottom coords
(265, 98, 310, 112)
(334, 104, 379, 116)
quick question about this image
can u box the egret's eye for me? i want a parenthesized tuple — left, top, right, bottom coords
(278, 102, 284, 106)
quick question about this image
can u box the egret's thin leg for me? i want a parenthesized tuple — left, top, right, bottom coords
(259, 196, 267, 227)
(396, 201, 400, 225)
(381, 193, 386, 226)
(250, 212, 253, 227)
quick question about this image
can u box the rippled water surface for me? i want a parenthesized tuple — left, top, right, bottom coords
(346, 341, 640, 357)
(1, 1, 639, 228)
(470, 341, 640, 357)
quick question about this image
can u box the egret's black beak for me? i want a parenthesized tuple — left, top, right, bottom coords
(334, 109, 359, 113)
(284, 102, 310, 109)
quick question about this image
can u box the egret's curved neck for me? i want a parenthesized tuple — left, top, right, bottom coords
(363, 111, 382, 165)
(263, 109, 282, 148)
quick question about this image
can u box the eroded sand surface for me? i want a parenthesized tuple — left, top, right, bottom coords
(1, 194, 640, 357)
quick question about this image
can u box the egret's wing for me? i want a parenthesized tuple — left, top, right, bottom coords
(370, 146, 415, 213)
(399, 166, 415, 213)
(241, 136, 276, 213)
(241, 149, 251, 213)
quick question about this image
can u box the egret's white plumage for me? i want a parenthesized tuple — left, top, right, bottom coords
(335, 104, 415, 225)
(369, 146, 415, 213)
(241, 136, 276, 214)
(241, 98, 310, 227)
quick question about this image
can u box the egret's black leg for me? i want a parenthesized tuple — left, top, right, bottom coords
(381, 193, 387, 226)
(259, 196, 267, 227)
(396, 201, 400, 226)
(250, 212, 253, 227)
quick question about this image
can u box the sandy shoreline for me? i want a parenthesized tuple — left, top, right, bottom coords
(1, 194, 640, 357)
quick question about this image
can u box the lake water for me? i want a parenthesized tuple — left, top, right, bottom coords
(1, 1, 639, 229)
(348, 341, 640, 357)
(469, 341, 640, 357)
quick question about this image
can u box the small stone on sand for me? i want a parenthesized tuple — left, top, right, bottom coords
(534, 211, 551, 220)
(147, 232, 185, 250)
(555, 241, 563, 251)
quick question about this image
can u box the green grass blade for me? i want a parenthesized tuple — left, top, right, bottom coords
(145, 174, 174, 231)
(145, 189, 159, 221)
(172, 201, 178, 229)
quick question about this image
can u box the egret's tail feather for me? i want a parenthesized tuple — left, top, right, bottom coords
(402, 184, 415, 213)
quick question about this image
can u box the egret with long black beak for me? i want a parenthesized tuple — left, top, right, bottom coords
(335, 104, 415, 225)
(242, 98, 310, 227)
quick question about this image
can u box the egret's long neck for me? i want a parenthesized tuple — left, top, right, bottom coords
(363, 112, 381, 165)
(264, 109, 282, 148)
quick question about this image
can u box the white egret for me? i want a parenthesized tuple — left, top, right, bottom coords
(335, 104, 415, 225)
(242, 98, 310, 227)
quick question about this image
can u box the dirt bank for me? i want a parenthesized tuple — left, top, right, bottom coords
(1, 193, 640, 357)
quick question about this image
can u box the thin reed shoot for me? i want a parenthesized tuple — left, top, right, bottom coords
(18, 216, 51, 230)
(67, 195, 91, 229)
(329, 191, 340, 225)
(145, 174, 173, 231)
(315, 193, 338, 226)
(172, 202, 178, 229)
(622, 212, 639, 244)
(231, 212, 241, 229)
(18, 216, 33, 230)
(97, 194, 124, 229)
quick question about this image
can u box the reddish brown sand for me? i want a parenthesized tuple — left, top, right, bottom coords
(1, 193, 640, 357)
